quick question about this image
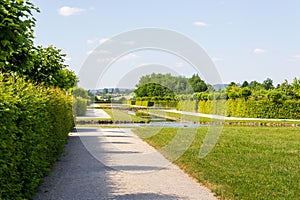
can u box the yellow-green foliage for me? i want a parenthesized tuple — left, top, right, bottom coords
(135, 101, 154, 107)
(0, 75, 74, 199)
(73, 96, 87, 116)
(197, 100, 226, 116)
(177, 100, 196, 112)
(178, 99, 300, 119)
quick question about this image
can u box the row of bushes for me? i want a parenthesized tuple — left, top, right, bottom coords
(73, 97, 88, 116)
(177, 99, 300, 119)
(128, 100, 178, 108)
(0, 75, 74, 199)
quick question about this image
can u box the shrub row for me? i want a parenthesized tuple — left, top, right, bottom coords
(73, 96, 87, 116)
(226, 99, 300, 119)
(177, 99, 300, 119)
(0, 75, 74, 199)
(128, 100, 178, 108)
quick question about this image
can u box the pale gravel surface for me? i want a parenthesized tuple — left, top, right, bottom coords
(167, 109, 300, 121)
(32, 128, 217, 200)
(77, 109, 111, 119)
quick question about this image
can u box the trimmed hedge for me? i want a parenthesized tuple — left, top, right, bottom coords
(177, 100, 196, 112)
(130, 100, 177, 108)
(226, 99, 300, 119)
(153, 100, 178, 108)
(73, 96, 87, 116)
(0, 75, 74, 199)
(177, 99, 300, 119)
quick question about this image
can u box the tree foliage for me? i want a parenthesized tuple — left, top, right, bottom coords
(262, 78, 274, 90)
(135, 83, 175, 98)
(188, 74, 208, 92)
(135, 73, 208, 97)
(0, 0, 38, 72)
(0, 0, 76, 90)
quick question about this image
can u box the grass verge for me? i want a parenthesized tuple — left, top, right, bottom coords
(132, 126, 300, 199)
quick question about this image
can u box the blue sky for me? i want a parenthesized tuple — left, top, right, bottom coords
(31, 0, 300, 88)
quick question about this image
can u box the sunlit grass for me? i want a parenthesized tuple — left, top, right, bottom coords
(104, 109, 149, 123)
(132, 126, 300, 199)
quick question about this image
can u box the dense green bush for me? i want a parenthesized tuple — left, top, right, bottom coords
(72, 87, 89, 116)
(73, 97, 87, 116)
(0, 75, 74, 199)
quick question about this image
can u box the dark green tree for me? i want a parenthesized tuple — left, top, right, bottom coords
(262, 78, 274, 90)
(0, 0, 39, 73)
(241, 81, 249, 88)
(188, 74, 208, 92)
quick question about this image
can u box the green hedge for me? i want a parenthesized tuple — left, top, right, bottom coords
(153, 100, 178, 108)
(226, 99, 300, 119)
(130, 100, 177, 108)
(0, 75, 74, 199)
(135, 100, 154, 107)
(177, 100, 196, 112)
(73, 96, 87, 116)
(177, 99, 300, 119)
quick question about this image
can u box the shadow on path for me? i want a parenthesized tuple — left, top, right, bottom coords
(32, 136, 115, 200)
(32, 128, 216, 200)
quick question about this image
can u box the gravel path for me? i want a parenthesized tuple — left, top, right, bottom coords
(32, 128, 217, 200)
(77, 109, 111, 119)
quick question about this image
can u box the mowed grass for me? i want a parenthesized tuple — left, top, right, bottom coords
(132, 126, 300, 199)
(104, 109, 149, 123)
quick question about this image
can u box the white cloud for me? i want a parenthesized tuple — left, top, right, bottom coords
(99, 38, 111, 44)
(86, 49, 111, 55)
(254, 48, 268, 54)
(58, 6, 86, 16)
(119, 53, 138, 61)
(193, 21, 208, 27)
(65, 57, 72, 61)
(86, 50, 93, 55)
(289, 54, 300, 61)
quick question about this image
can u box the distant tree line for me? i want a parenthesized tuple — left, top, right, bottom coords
(134, 73, 208, 99)
(134, 73, 300, 102)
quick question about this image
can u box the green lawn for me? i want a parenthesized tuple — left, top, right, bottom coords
(104, 109, 149, 123)
(132, 126, 300, 199)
